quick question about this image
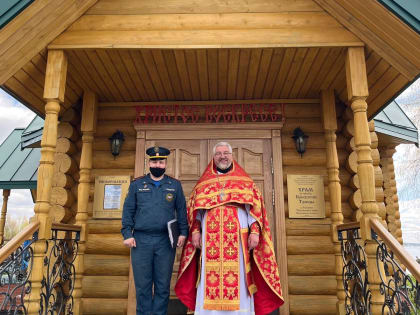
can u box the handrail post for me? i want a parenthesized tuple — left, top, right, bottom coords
(321, 90, 345, 314)
(27, 50, 67, 315)
(0, 189, 10, 247)
(73, 90, 97, 314)
(345, 47, 385, 314)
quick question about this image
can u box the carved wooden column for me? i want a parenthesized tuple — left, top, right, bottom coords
(321, 90, 345, 314)
(28, 50, 67, 315)
(0, 189, 10, 247)
(345, 47, 383, 313)
(73, 91, 97, 314)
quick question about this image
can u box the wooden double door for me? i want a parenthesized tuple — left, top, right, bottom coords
(132, 123, 287, 305)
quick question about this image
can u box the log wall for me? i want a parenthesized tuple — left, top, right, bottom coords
(50, 107, 81, 224)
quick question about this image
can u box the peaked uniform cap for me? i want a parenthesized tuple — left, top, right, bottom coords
(146, 146, 170, 159)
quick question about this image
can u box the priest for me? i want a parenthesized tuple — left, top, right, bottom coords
(175, 141, 284, 315)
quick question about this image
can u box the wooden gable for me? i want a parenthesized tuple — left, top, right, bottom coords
(0, 0, 419, 119)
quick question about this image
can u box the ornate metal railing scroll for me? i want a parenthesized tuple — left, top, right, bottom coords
(370, 218, 420, 315)
(39, 223, 81, 315)
(0, 221, 40, 315)
(338, 222, 372, 315)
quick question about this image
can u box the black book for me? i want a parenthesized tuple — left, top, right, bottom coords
(167, 219, 180, 249)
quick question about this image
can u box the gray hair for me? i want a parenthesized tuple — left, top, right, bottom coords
(213, 142, 232, 155)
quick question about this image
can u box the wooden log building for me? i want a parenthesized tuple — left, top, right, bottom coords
(0, 0, 419, 314)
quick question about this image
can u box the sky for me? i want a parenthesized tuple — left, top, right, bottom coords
(0, 80, 419, 253)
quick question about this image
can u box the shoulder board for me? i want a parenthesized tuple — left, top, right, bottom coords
(132, 175, 146, 182)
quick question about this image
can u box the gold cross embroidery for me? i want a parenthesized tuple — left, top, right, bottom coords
(226, 222, 235, 230)
(208, 247, 217, 256)
(226, 247, 235, 256)
(209, 221, 217, 230)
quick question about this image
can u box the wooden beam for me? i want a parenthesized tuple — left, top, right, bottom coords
(50, 26, 362, 49)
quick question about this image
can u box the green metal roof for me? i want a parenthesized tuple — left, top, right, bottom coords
(21, 115, 44, 149)
(0, 127, 39, 189)
(374, 101, 419, 146)
(378, 0, 420, 34)
(0, 0, 34, 29)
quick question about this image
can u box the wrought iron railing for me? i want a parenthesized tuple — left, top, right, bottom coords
(0, 221, 40, 314)
(39, 223, 80, 315)
(338, 219, 420, 315)
(338, 222, 372, 315)
(370, 219, 420, 315)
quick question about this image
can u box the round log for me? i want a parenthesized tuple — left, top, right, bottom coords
(285, 219, 331, 236)
(49, 204, 73, 223)
(82, 298, 127, 315)
(350, 169, 383, 190)
(82, 276, 128, 298)
(61, 107, 80, 126)
(290, 295, 337, 315)
(282, 149, 347, 167)
(368, 120, 375, 132)
(58, 121, 79, 142)
(346, 151, 358, 174)
(84, 254, 129, 276)
(55, 153, 78, 174)
(378, 202, 386, 220)
(370, 132, 378, 149)
(86, 234, 129, 255)
(88, 219, 122, 234)
(349, 188, 385, 209)
(52, 172, 75, 189)
(286, 236, 334, 255)
(288, 254, 335, 276)
(349, 189, 361, 210)
(92, 151, 135, 170)
(56, 137, 77, 155)
(288, 276, 336, 295)
(51, 187, 75, 208)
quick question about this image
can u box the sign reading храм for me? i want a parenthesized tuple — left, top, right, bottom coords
(287, 174, 326, 219)
(135, 103, 284, 124)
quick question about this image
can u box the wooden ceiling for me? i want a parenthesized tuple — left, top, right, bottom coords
(2, 46, 409, 119)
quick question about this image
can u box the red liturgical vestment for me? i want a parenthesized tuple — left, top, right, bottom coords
(175, 160, 284, 315)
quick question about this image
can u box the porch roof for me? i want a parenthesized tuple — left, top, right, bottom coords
(0, 117, 41, 189)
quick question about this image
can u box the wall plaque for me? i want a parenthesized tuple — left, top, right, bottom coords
(287, 174, 326, 219)
(93, 176, 131, 219)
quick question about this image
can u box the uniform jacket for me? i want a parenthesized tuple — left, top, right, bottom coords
(121, 174, 189, 239)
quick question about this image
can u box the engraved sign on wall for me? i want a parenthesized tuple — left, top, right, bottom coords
(93, 176, 131, 219)
(287, 174, 326, 218)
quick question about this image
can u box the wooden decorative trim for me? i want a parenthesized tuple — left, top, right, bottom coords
(100, 99, 320, 108)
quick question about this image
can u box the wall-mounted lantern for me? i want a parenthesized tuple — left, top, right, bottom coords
(109, 130, 125, 158)
(292, 127, 308, 158)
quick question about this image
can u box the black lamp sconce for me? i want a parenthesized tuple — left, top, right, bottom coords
(292, 127, 308, 158)
(109, 130, 125, 158)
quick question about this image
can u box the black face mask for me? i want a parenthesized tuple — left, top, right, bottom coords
(150, 167, 166, 178)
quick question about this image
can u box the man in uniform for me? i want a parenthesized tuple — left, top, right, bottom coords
(122, 146, 189, 315)
(175, 142, 284, 315)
